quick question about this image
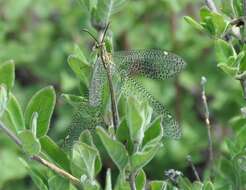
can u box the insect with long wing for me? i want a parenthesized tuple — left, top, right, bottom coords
(65, 24, 186, 148)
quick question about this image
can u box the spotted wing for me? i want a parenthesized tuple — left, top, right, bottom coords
(113, 49, 186, 79)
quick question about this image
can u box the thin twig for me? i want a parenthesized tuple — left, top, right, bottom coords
(31, 156, 81, 186)
(200, 76, 213, 164)
(0, 121, 22, 146)
(0, 122, 81, 187)
(186, 155, 201, 181)
(205, 0, 218, 13)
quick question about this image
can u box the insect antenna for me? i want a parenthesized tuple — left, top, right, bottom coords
(81, 28, 99, 44)
(101, 22, 111, 43)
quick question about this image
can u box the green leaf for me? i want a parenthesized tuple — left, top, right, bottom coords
(79, 130, 102, 175)
(0, 85, 8, 117)
(142, 117, 162, 146)
(5, 93, 25, 132)
(203, 181, 214, 190)
(211, 12, 228, 36)
(61, 93, 86, 107)
(0, 60, 15, 90)
(25, 86, 56, 137)
(92, 0, 126, 27)
(96, 126, 129, 171)
(19, 158, 48, 190)
(237, 51, 246, 72)
(135, 169, 146, 190)
(217, 63, 238, 76)
(178, 177, 192, 190)
(18, 130, 41, 155)
(130, 143, 161, 172)
(105, 36, 113, 53)
(71, 142, 100, 179)
(149, 180, 167, 190)
(79, 0, 97, 12)
(126, 97, 145, 146)
(200, 7, 215, 35)
(67, 45, 90, 86)
(232, 0, 243, 16)
(114, 172, 131, 190)
(192, 181, 204, 190)
(130, 120, 163, 171)
(105, 169, 112, 190)
(215, 39, 235, 64)
(0, 148, 27, 187)
(126, 97, 152, 147)
(79, 129, 94, 145)
(184, 16, 204, 32)
(48, 175, 69, 190)
(39, 136, 70, 171)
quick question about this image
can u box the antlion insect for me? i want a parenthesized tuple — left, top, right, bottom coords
(64, 23, 186, 148)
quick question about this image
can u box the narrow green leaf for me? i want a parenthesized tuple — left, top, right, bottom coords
(0, 60, 15, 90)
(61, 93, 86, 107)
(5, 93, 25, 131)
(184, 16, 204, 32)
(25, 86, 56, 137)
(96, 126, 129, 171)
(105, 169, 112, 190)
(39, 136, 70, 171)
(18, 130, 41, 155)
(135, 169, 146, 190)
(48, 175, 69, 190)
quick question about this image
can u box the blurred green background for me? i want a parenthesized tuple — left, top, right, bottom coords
(0, 0, 244, 189)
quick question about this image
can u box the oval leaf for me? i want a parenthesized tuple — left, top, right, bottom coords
(18, 130, 41, 155)
(96, 126, 129, 171)
(39, 136, 70, 172)
(0, 60, 15, 90)
(25, 86, 56, 137)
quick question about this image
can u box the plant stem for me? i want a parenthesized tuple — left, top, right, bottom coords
(186, 155, 201, 181)
(31, 155, 81, 186)
(0, 121, 22, 146)
(205, 0, 218, 13)
(200, 77, 213, 164)
(129, 172, 136, 190)
(0, 122, 81, 187)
